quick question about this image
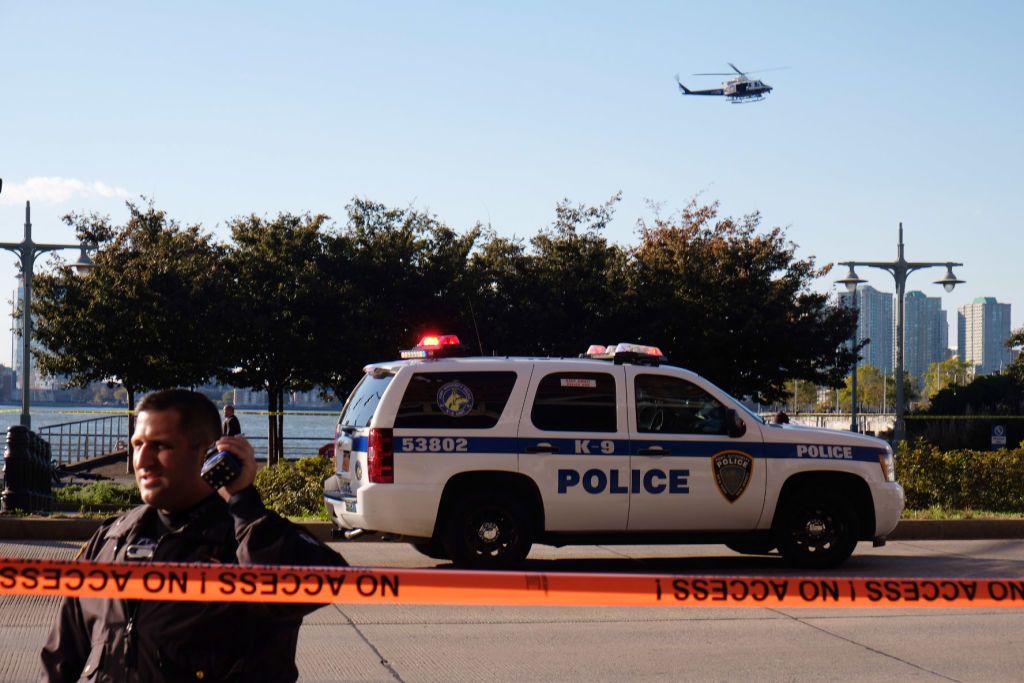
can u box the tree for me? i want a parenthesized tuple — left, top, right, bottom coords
(922, 357, 972, 401)
(466, 194, 629, 357)
(626, 201, 857, 403)
(221, 212, 336, 466)
(783, 378, 821, 412)
(319, 199, 480, 399)
(837, 365, 916, 412)
(33, 200, 228, 430)
(1006, 327, 1024, 384)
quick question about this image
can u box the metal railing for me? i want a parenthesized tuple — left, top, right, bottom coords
(37, 414, 130, 467)
(35, 415, 330, 467)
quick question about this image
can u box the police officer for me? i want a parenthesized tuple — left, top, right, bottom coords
(40, 389, 347, 682)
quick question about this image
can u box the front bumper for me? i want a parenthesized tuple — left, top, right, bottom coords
(872, 481, 905, 537)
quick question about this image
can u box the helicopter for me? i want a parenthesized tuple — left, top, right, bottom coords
(676, 63, 786, 102)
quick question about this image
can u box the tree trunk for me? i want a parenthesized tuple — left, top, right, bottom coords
(267, 387, 278, 467)
(125, 387, 136, 475)
(276, 388, 285, 465)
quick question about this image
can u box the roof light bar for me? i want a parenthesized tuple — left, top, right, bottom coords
(583, 342, 667, 365)
(400, 334, 467, 360)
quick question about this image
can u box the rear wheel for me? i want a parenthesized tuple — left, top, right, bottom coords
(443, 492, 533, 569)
(775, 491, 859, 569)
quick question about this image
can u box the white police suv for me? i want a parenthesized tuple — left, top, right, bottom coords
(324, 336, 904, 569)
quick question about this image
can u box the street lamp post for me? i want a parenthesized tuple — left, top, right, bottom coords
(836, 223, 964, 443)
(0, 199, 94, 429)
(836, 266, 866, 432)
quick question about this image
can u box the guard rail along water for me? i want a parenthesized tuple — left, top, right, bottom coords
(1, 426, 54, 513)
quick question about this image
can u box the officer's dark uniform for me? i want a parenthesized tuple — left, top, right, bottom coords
(40, 487, 347, 682)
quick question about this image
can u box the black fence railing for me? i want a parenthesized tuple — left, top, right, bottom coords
(35, 414, 331, 467)
(37, 415, 130, 468)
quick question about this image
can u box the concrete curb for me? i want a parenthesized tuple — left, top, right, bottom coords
(2, 518, 1023, 543)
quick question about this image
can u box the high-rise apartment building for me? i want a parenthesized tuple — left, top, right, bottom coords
(903, 291, 949, 388)
(958, 297, 1012, 375)
(839, 285, 894, 374)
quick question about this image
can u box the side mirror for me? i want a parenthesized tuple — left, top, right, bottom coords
(725, 409, 746, 438)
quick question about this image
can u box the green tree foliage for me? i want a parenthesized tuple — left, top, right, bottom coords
(626, 202, 856, 403)
(33, 200, 228, 422)
(323, 199, 480, 395)
(467, 194, 628, 356)
(836, 366, 917, 412)
(922, 357, 972, 401)
(783, 379, 821, 412)
(1006, 327, 1024, 384)
(222, 212, 336, 465)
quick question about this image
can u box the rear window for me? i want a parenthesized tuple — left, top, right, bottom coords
(394, 372, 517, 429)
(531, 372, 617, 432)
(339, 373, 394, 428)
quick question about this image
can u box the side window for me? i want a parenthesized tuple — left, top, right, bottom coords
(635, 374, 730, 435)
(339, 373, 394, 428)
(394, 372, 517, 429)
(531, 372, 617, 432)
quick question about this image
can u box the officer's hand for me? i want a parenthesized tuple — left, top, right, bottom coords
(214, 435, 257, 500)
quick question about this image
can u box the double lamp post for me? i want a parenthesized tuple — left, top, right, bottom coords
(0, 191, 93, 430)
(835, 223, 964, 442)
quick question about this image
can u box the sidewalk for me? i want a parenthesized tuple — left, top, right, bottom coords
(1, 517, 1023, 542)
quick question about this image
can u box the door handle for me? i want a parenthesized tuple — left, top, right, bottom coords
(637, 445, 667, 455)
(525, 442, 559, 454)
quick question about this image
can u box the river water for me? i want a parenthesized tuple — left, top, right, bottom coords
(0, 405, 341, 459)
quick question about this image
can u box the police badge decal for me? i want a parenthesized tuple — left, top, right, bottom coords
(711, 451, 753, 503)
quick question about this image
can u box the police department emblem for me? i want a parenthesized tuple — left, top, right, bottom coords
(711, 451, 753, 503)
(437, 381, 475, 417)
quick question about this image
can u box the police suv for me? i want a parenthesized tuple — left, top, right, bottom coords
(324, 336, 904, 569)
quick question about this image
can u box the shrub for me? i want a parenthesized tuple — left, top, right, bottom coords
(56, 481, 141, 509)
(254, 456, 334, 518)
(897, 439, 1024, 512)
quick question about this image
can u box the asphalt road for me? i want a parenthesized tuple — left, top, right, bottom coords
(3, 539, 1024, 682)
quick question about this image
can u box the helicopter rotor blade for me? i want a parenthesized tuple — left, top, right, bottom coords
(743, 66, 790, 74)
(693, 65, 790, 76)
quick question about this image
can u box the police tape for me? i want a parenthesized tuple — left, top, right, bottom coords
(1, 558, 1023, 608)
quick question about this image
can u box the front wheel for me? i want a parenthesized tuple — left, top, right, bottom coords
(775, 492, 859, 569)
(725, 540, 776, 555)
(442, 492, 533, 569)
(410, 539, 448, 560)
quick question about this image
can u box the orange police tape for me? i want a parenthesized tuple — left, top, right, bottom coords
(2, 557, 1024, 608)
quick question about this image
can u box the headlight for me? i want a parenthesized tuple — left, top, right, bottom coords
(878, 446, 895, 482)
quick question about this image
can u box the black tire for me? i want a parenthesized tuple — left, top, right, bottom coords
(442, 492, 533, 569)
(775, 491, 859, 569)
(725, 540, 777, 555)
(410, 539, 449, 560)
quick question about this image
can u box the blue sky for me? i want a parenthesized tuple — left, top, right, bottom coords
(1, 1, 1021, 367)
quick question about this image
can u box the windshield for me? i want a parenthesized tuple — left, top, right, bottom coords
(697, 375, 766, 425)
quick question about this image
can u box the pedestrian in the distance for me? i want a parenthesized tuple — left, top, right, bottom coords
(40, 389, 347, 682)
(222, 402, 241, 436)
